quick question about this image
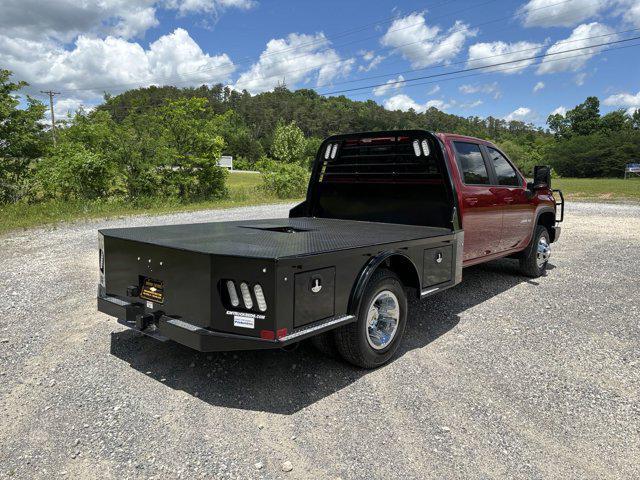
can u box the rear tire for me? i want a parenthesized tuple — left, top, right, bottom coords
(519, 225, 551, 278)
(334, 269, 407, 368)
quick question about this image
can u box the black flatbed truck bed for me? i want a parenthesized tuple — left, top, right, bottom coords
(98, 217, 461, 352)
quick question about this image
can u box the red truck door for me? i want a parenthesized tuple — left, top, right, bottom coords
(450, 141, 503, 262)
(483, 146, 534, 251)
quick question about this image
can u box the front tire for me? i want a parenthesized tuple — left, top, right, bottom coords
(519, 225, 551, 277)
(334, 269, 407, 368)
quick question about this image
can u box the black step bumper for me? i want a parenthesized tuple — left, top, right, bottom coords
(97, 290, 354, 352)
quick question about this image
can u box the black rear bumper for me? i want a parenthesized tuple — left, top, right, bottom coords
(97, 291, 354, 352)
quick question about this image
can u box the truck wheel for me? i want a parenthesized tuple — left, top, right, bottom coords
(310, 332, 339, 358)
(335, 269, 407, 368)
(519, 225, 551, 278)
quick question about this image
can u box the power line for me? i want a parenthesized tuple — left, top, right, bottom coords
(343, 42, 640, 102)
(315, 27, 639, 90)
(317, 35, 640, 96)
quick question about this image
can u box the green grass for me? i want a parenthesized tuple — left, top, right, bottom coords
(0, 171, 298, 235)
(226, 170, 262, 189)
(553, 177, 640, 202)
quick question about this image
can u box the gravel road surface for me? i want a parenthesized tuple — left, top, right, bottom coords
(1, 202, 639, 479)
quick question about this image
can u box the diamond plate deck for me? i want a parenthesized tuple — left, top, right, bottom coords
(100, 217, 452, 260)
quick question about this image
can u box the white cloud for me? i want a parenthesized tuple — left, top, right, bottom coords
(0, 0, 256, 42)
(381, 13, 476, 68)
(362, 50, 375, 61)
(426, 99, 448, 110)
(551, 106, 567, 116)
(234, 33, 354, 93)
(0, 28, 235, 99)
(459, 82, 501, 99)
(0, 0, 159, 41)
(467, 40, 544, 74)
(459, 99, 483, 109)
(427, 85, 441, 94)
(358, 50, 385, 72)
(604, 90, 640, 113)
(519, 0, 609, 28)
(537, 22, 615, 74)
(533, 81, 545, 92)
(48, 98, 95, 121)
(505, 106, 534, 122)
(165, 0, 256, 15)
(617, 0, 640, 27)
(574, 72, 588, 85)
(383, 94, 449, 113)
(372, 75, 405, 96)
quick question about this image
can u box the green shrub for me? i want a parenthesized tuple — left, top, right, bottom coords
(261, 163, 309, 199)
(167, 162, 229, 201)
(34, 143, 114, 200)
(231, 156, 254, 171)
(271, 121, 307, 165)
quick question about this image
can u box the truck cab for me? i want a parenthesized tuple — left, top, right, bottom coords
(437, 133, 561, 267)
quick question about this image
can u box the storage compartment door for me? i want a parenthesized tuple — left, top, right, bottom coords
(294, 267, 335, 328)
(422, 245, 453, 287)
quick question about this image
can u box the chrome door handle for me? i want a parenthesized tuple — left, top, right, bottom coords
(466, 197, 478, 206)
(504, 197, 514, 203)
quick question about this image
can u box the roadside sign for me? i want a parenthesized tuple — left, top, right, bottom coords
(625, 163, 640, 178)
(218, 155, 233, 170)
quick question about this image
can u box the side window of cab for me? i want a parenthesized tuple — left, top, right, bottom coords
(452, 141, 490, 185)
(486, 147, 521, 187)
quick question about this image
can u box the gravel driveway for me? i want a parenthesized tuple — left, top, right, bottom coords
(1, 202, 639, 479)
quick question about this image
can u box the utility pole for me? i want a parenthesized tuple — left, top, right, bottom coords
(40, 90, 60, 146)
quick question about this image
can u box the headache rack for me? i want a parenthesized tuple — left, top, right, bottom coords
(319, 134, 442, 184)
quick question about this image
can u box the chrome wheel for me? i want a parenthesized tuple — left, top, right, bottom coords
(366, 290, 400, 350)
(536, 235, 551, 268)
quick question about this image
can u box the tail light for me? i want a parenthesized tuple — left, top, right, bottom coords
(222, 279, 267, 312)
(226, 280, 240, 307)
(239, 282, 253, 309)
(253, 284, 267, 312)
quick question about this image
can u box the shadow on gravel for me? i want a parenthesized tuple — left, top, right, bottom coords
(110, 258, 538, 414)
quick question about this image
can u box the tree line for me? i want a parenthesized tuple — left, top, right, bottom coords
(1, 67, 639, 206)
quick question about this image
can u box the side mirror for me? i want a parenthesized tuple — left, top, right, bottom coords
(533, 165, 551, 190)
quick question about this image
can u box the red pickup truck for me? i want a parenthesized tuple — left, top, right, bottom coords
(98, 130, 563, 367)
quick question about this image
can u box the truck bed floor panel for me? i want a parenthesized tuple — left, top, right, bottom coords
(100, 217, 452, 259)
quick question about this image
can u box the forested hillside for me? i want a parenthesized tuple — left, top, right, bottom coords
(100, 83, 549, 170)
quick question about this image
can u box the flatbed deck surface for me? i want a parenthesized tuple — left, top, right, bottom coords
(101, 218, 452, 259)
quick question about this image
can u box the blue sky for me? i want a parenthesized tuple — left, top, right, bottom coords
(1, 0, 639, 126)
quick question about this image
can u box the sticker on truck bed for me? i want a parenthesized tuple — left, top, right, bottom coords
(140, 277, 164, 304)
(233, 315, 255, 329)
